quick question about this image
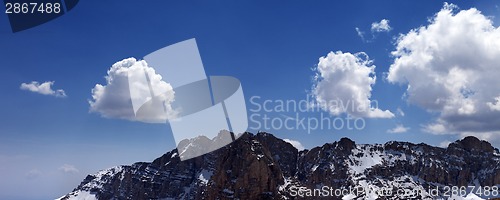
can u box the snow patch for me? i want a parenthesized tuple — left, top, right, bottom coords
(197, 169, 213, 185)
(223, 188, 234, 194)
(56, 191, 97, 200)
(342, 193, 356, 200)
(311, 164, 319, 172)
(348, 146, 382, 175)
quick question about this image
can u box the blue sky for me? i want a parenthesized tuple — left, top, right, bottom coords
(1, 1, 500, 199)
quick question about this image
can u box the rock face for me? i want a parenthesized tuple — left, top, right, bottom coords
(58, 132, 500, 200)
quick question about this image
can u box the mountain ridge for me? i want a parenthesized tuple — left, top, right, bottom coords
(58, 132, 500, 200)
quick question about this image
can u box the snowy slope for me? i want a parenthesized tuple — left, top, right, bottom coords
(58, 133, 500, 200)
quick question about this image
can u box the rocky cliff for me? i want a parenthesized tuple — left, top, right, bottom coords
(58, 132, 500, 200)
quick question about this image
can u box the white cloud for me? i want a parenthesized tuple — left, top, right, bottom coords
(396, 107, 405, 117)
(486, 96, 500, 111)
(356, 19, 392, 42)
(89, 58, 176, 123)
(312, 51, 394, 118)
(438, 140, 451, 148)
(20, 81, 66, 97)
(283, 139, 305, 151)
(387, 124, 410, 133)
(387, 3, 500, 143)
(422, 121, 449, 135)
(58, 164, 79, 174)
(371, 19, 392, 32)
(25, 169, 42, 179)
(355, 27, 365, 41)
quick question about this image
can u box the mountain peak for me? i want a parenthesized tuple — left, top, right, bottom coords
(59, 132, 500, 200)
(338, 137, 355, 148)
(449, 136, 495, 153)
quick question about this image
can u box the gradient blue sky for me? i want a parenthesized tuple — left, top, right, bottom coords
(1, 1, 500, 199)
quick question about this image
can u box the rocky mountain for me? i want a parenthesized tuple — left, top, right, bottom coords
(58, 132, 500, 200)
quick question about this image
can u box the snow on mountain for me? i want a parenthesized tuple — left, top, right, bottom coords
(58, 133, 500, 200)
(56, 190, 97, 200)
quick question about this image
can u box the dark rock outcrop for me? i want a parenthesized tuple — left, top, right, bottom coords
(59, 133, 500, 200)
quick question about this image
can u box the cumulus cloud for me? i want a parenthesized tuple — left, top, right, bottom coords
(355, 19, 392, 42)
(89, 58, 176, 123)
(283, 139, 305, 151)
(387, 3, 500, 145)
(371, 19, 392, 32)
(387, 124, 410, 133)
(58, 164, 79, 174)
(312, 51, 394, 118)
(486, 96, 500, 111)
(422, 121, 449, 135)
(20, 81, 66, 97)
